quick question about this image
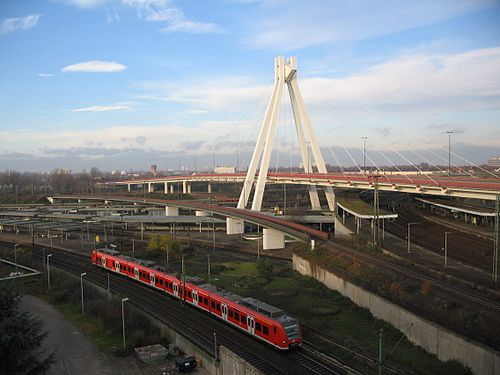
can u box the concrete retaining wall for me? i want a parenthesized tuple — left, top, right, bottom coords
(220, 347, 262, 375)
(293, 254, 500, 375)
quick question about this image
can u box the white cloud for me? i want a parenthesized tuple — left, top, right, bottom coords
(72, 104, 131, 112)
(62, 60, 127, 73)
(38, 73, 54, 78)
(299, 47, 500, 112)
(62, 0, 221, 33)
(124, 0, 222, 34)
(60, 0, 111, 8)
(0, 14, 41, 34)
(161, 20, 220, 34)
(244, 0, 495, 50)
(135, 76, 270, 112)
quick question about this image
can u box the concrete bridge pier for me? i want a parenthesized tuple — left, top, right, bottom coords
(164, 182, 168, 194)
(263, 228, 285, 250)
(148, 183, 153, 193)
(127, 183, 131, 192)
(182, 181, 191, 194)
(207, 182, 212, 194)
(170, 184, 175, 194)
(165, 206, 179, 216)
(226, 218, 244, 234)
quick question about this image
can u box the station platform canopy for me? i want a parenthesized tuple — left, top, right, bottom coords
(416, 198, 495, 217)
(336, 196, 398, 220)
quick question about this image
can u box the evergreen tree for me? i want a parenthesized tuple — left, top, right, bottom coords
(0, 285, 56, 375)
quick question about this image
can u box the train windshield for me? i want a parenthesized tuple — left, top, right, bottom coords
(284, 320, 300, 339)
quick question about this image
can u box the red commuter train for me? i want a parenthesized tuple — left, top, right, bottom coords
(91, 248, 302, 349)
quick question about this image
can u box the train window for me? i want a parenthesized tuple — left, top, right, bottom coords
(273, 326, 276, 334)
(188, 292, 192, 298)
(263, 326, 269, 335)
(216, 304, 221, 311)
(255, 322, 261, 331)
(234, 312, 239, 320)
(240, 315, 246, 324)
(211, 301, 215, 309)
(228, 310, 233, 318)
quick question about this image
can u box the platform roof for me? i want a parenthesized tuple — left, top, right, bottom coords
(416, 198, 495, 217)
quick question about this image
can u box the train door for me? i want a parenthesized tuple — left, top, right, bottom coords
(101, 257, 106, 268)
(192, 291, 198, 306)
(114, 261, 120, 272)
(134, 267, 139, 280)
(221, 304, 228, 321)
(247, 315, 255, 335)
(173, 283, 179, 298)
(149, 273, 155, 286)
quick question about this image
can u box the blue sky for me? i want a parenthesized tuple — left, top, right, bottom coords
(1, 0, 499, 171)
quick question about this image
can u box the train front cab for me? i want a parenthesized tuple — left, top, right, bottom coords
(282, 317, 302, 349)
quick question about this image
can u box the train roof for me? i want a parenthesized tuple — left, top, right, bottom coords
(240, 297, 285, 318)
(96, 248, 120, 256)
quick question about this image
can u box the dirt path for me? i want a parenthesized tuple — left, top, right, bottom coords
(21, 295, 144, 375)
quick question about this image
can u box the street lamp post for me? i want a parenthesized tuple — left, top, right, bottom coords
(14, 244, 19, 274)
(446, 131, 453, 177)
(47, 254, 53, 290)
(121, 297, 129, 350)
(214, 332, 218, 361)
(363, 136, 368, 173)
(80, 272, 87, 314)
(407, 223, 419, 254)
(444, 232, 453, 268)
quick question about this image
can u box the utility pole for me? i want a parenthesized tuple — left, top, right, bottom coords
(446, 131, 453, 177)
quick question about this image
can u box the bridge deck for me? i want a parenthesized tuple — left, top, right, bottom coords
(51, 195, 328, 241)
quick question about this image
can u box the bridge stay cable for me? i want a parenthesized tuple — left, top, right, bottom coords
(327, 146, 347, 179)
(439, 147, 500, 180)
(424, 148, 480, 179)
(408, 149, 450, 176)
(375, 150, 416, 184)
(387, 145, 441, 186)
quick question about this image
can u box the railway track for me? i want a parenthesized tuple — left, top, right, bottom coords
(302, 325, 413, 375)
(383, 195, 493, 271)
(25, 244, 359, 375)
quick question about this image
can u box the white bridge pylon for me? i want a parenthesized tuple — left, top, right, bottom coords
(238, 56, 335, 212)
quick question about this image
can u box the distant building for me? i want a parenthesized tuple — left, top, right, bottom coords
(214, 166, 236, 174)
(150, 164, 157, 176)
(487, 157, 500, 168)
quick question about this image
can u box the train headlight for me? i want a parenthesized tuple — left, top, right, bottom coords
(282, 340, 286, 344)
